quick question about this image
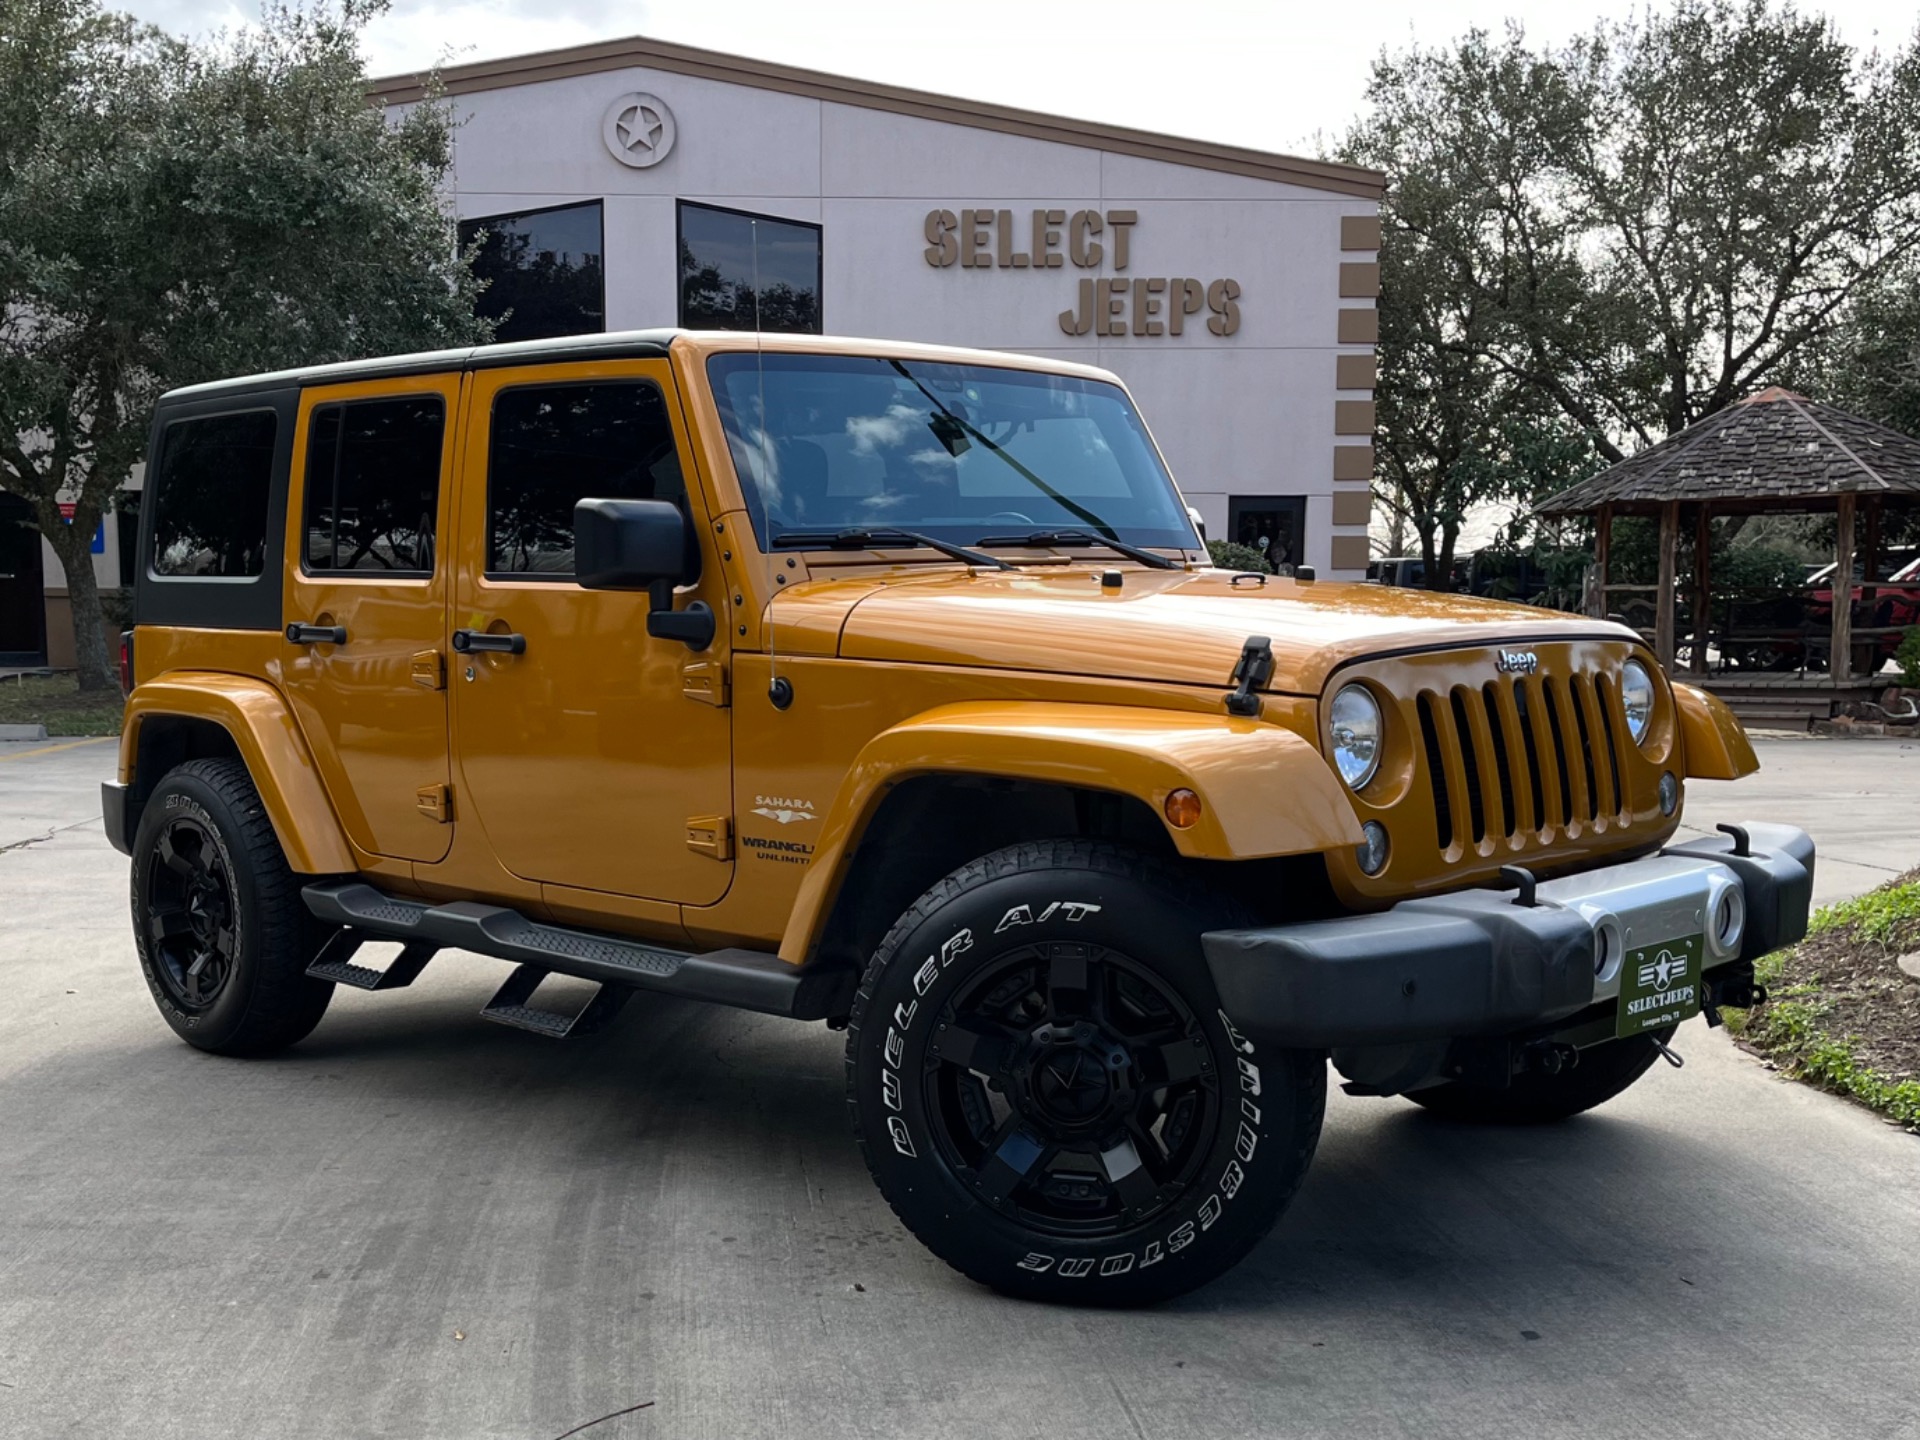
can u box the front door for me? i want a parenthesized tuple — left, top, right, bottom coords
(449, 361, 733, 906)
(282, 377, 459, 864)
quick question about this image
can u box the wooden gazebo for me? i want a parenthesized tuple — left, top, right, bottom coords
(1535, 388, 1920, 721)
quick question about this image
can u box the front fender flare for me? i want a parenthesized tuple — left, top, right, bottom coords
(1672, 683, 1760, 781)
(778, 701, 1363, 964)
(121, 674, 356, 874)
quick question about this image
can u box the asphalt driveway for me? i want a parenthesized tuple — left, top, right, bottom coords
(3, 734, 1918, 1440)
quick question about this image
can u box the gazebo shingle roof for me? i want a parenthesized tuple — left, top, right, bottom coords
(1535, 388, 1920, 515)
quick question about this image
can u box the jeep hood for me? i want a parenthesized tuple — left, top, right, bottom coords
(829, 567, 1636, 695)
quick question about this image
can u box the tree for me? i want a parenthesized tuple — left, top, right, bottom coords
(0, 0, 490, 691)
(1344, 39, 1606, 585)
(1346, 1, 1920, 577)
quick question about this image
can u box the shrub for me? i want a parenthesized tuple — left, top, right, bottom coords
(1206, 539, 1273, 573)
(1897, 626, 1920, 688)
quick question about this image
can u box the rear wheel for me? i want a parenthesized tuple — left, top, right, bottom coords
(846, 840, 1325, 1306)
(130, 758, 334, 1056)
(1406, 1026, 1675, 1124)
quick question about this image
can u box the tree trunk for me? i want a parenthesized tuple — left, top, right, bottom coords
(40, 501, 119, 694)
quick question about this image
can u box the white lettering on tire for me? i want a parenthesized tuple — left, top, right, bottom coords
(877, 919, 1267, 1282)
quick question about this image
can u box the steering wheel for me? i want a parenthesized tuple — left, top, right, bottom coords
(983, 510, 1036, 525)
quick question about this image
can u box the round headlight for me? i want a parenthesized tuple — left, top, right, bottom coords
(1620, 660, 1655, 745)
(1329, 685, 1383, 790)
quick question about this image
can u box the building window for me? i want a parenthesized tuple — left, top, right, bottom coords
(486, 381, 686, 576)
(460, 201, 605, 344)
(149, 410, 279, 578)
(302, 396, 446, 574)
(1228, 495, 1308, 574)
(678, 201, 821, 333)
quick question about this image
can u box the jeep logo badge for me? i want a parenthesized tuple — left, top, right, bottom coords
(1495, 650, 1539, 674)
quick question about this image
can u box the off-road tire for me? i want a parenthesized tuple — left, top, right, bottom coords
(1405, 1026, 1676, 1124)
(846, 840, 1325, 1306)
(130, 758, 334, 1056)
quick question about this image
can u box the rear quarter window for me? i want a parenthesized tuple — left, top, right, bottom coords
(150, 410, 279, 578)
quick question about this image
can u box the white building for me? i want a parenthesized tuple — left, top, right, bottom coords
(6, 35, 1383, 672)
(380, 36, 1384, 574)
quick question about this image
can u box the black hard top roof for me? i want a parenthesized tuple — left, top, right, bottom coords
(158, 328, 684, 403)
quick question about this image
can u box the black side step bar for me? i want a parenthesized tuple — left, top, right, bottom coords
(300, 881, 852, 1021)
(306, 929, 437, 991)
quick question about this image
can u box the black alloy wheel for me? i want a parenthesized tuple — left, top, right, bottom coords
(130, 758, 334, 1056)
(143, 815, 240, 1013)
(925, 942, 1218, 1238)
(848, 839, 1326, 1306)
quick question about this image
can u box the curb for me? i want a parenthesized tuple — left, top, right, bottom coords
(0, 723, 49, 742)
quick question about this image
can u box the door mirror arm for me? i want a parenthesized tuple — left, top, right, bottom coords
(646, 581, 715, 651)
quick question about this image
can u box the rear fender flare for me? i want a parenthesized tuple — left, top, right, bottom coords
(778, 701, 1362, 963)
(121, 674, 355, 874)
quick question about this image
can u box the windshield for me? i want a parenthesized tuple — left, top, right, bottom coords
(707, 353, 1200, 552)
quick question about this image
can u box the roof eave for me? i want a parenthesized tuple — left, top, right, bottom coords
(367, 35, 1387, 200)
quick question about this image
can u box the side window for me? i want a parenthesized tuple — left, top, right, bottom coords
(487, 381, 684, 576)
(150, 411, 278, 578)
(303, 396, 445, 574)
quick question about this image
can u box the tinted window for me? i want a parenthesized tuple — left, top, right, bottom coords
(487, 383, 684, 575)
(460, 202, 605, 344)
(679, 202, 822, 333)
(706, 354, 1197, 551)
(150, 411, 278, 577)
(303, 397, 445, 574)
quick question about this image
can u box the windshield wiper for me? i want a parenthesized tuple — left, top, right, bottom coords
(771, 527, 1014, 570)
(975, 529, 1183, 571)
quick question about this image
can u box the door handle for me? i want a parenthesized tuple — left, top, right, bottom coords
(451, 628, 526, 655)
(285, 622, 348, 645)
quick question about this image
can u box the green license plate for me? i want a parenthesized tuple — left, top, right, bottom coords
(1615, 933, 1704, 1039)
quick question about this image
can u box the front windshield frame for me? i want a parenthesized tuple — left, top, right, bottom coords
(705, 351, 1202, 556)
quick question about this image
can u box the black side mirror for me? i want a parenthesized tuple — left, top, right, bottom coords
(573, 498, 714, 651)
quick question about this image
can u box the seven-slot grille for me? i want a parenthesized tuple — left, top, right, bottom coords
(1413, 667, 1631, 855)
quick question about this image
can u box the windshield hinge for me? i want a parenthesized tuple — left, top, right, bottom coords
(1225, 635, 1274, 717)
(683, 659, 730, 708)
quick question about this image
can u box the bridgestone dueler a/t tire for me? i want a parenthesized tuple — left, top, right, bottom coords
(1405, 1026, 1676, 1124)
(130, 758, 334, 1056)
(846, 840, 1326, 1306)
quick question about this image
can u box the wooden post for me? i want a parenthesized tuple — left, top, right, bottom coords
(1831, 493, 1855, 684)
(1590, 505, 1612, 619)
(1655, 501, 1679, 670)
(1690, 505, 1712, 676)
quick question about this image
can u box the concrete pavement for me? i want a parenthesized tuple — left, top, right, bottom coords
(2, 734, 1918, 1440)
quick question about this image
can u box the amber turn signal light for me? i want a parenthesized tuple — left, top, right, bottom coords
(1164, 788, 1203, 829)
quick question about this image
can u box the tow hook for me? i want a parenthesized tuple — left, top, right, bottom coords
(1648, 1034, 1685, 1068)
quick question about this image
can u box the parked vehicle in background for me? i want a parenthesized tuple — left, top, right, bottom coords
(106, 330, 1811, 1305)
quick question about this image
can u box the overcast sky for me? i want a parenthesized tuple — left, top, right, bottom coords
(113, 0, 1917, 158)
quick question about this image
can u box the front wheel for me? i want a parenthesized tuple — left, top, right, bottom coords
(846, 840, 1325, 1306)
(1405, 1026, 1676, 1124)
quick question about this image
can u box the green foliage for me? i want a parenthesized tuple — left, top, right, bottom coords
(0, 673, 123, 736)
(1805, 879, 1920, 948)
(0, 0, 491, 688)
(1897, 627, 1920, 689)
(1343, 1, 1920, 572)
(1206, 539, 1273, 574)
(1732, 879, 1920, 1131)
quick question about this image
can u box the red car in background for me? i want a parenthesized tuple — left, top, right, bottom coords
(1806, 552, 1920, 672)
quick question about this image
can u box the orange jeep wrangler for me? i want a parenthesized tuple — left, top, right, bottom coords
(107, 331, 1812, 1304)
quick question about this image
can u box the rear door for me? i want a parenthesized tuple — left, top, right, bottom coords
(281, 376, 460, 864)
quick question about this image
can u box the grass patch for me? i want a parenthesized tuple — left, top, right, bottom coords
(0, 673, 125, 737)
(1726, 867, 1920, 1131)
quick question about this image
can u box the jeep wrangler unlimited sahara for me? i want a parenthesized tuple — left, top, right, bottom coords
(108, 331, 1812, 1305)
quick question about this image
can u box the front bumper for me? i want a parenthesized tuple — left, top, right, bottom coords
(1202, 821, 1814, 1048)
